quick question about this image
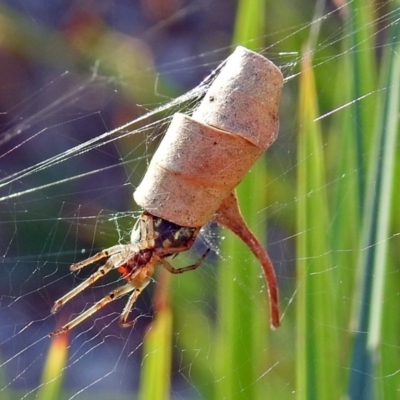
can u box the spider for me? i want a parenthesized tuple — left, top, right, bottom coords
(50, 212, 210, 336)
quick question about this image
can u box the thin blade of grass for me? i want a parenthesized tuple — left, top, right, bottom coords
(327, 53, 360, 326)
(215, 0, 273, 399)
(215, 158, 271, 400)
(346, 0, 377, 208)
(296, 50, 340, 399)
(170, 260, 215, 400)
(232, 0, 265, 46)
(37, 333, 68, 400)
(348, 8, 400, 398)
(138, 270, 172, 400)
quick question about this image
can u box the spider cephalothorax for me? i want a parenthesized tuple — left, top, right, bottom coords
(50, 212, 208, 336)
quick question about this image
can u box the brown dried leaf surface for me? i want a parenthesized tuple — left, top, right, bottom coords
(134, 114, 262, 226)
(194, 46, 282, 150)
(134, 46, 283, 227)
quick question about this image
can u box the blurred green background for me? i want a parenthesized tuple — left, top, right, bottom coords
(0, 1, 399, 399)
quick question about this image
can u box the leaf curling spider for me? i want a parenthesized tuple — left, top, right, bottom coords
(50, 212, 210, 336)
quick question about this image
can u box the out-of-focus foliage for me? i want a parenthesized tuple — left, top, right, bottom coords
(0, 1, 399, 399)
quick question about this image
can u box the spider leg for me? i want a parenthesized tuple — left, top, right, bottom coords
(161, 248, 210, 274)
(50, 282, 136, 337)
(70, 244, 126, 272)
(156, 243, 198, 257)
(139, 214, 156, 249)
(51, 252, 127, 314)
(119, 277, 152, 327)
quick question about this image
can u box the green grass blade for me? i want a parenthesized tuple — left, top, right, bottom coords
(215, 0, 274, 399)
(367, 12, 400, 363)
(37, 334, 68, 400)
(215, 158, 271, 400)
(138, 271, 172, 400)
(296, 51, 340, 399)
(327, 54, 360, 327)
(347, 7, 400, 398)
(170, 261, 215, 400)
(347, 0, 377, 207)
(232, 0, 266, 47)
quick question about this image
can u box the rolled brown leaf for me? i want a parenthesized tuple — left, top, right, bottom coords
(134, 46, 283, 227)
(193, 46, 282, 150)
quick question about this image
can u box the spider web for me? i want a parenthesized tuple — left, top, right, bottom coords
(0, 1, 399, 399)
